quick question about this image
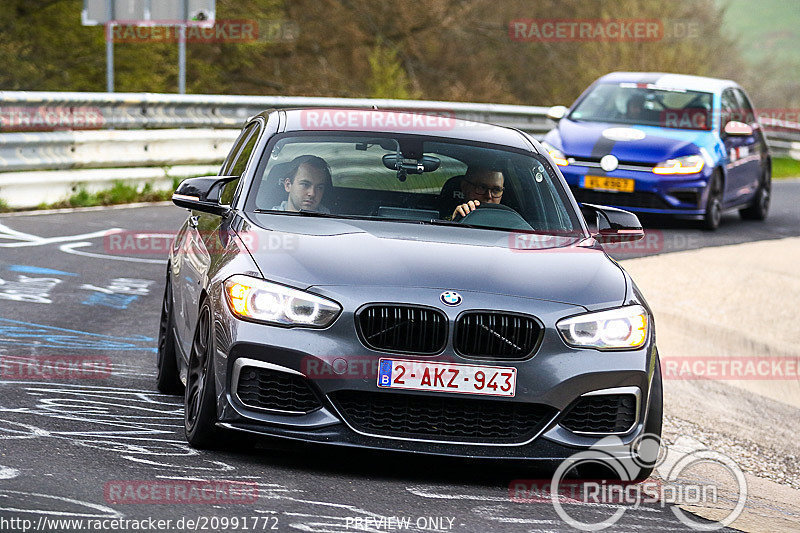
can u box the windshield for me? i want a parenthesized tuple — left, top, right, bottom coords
(245, 133, 582, 236)
(569, 82, 713, 130)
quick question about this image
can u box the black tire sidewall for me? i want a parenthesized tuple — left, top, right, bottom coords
(703, 171, 723, 230)
(156, 274, 183, 394)
(184, 302, 219, 447)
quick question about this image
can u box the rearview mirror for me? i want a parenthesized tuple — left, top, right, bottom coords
(172, 175, 239, 216)
(581, 203, 644, 243)
(382, 154, 441, 181)
(547, 105, 568, 121)
(723, 121, 753, 136)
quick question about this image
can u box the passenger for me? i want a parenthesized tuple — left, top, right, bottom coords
(451, 166, 505, 219)
(272, 155, 332, 213)
(626, 93, 647, 122)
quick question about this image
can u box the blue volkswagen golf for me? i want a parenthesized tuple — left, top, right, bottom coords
(542, 72, 771, 230)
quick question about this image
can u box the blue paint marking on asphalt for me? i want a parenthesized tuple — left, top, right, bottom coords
(82, 292, 139, 310)
(8, 265, 78, 276)
(0, 317, 157, 352)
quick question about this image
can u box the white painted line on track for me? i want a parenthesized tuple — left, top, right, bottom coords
(0, 227, 120, 247)
(59, 241, 165, 264)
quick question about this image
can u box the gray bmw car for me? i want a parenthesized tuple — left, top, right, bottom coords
(157, 108, 662, 477)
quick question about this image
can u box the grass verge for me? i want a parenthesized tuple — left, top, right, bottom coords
(772, 157, 800, 179)
(0, 178, 183, 213)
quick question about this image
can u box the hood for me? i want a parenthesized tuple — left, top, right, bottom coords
(241, 214, 626, 309)
(548, 119, 707, 163)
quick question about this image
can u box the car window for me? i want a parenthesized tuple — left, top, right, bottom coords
(732, 89, 757, 125)
(569, 83, 713, 130)
(246, 134, 581, 235)
(220, 123, 260, 205)
(219, 125, 252, 176)
(720, 89, 739, 130)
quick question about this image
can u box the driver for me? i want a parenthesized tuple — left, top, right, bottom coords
(451, 166, 505, 219)
(626, 93, 647, 122)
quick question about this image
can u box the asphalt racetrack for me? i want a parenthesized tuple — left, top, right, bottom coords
(0, 180, 797, 532)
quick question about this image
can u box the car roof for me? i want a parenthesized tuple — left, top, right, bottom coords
(596, 71, 740, 94)
(253, 108, 538, 151)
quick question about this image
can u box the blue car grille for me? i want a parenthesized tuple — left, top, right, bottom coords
(559, 394, 637, 434)
(331, 390, 557, 443)
(356, 305, 447, 354)
(570, 187, 672, 210)
(454, 312, 543, 360)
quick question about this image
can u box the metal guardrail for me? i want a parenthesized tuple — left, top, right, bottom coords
(0, 128, 237, 172)
(1, 91, 798, 161)
(0, 91, 551, 133)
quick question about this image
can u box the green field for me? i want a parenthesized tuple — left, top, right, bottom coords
(772, 157, 800, 179)
(718, 0, 800, 66)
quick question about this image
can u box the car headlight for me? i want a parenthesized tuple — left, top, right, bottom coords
(541, 141, 569, 166)
(223, 275, 341, 327)
(652, 154, 704, 175)
(556, 305, 648, 350)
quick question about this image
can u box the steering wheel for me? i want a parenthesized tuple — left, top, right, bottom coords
(454, 203, 534, 231)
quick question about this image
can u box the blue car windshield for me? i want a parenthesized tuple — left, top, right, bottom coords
(569, 83, 714, 130)
(246, 133, 582, 236)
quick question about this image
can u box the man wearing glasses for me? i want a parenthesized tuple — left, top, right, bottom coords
(451, 166, 505, 219)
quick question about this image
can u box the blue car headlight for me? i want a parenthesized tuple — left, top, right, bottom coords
(541, 141, 569, 167)
(652, 154, 704, 175)
(224, 275, 341, 327)
(557, 305, 648, 350)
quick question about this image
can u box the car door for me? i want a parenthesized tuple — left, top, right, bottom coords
(732, 88, 766, 201)
(173, 123, 260, 355)
(720, 88, 755, 205)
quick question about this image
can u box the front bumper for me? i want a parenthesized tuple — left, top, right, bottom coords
(559, 164, 711, 216)
(209, 286, 659, 462)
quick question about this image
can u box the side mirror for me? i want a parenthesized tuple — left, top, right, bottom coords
(547, 105, 568, 121)
(172, 175, 239, 216)
(581, 203, 644, 243)
(723, 121, 753, 136)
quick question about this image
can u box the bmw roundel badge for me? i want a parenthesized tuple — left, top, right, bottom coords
(440, 291, 462, 306)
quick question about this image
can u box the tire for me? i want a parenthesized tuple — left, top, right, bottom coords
(739, 165, 771, 220)
(184, 301, 220, 448)
(702, 171, 723, 231)
(156, 275, 183, 394)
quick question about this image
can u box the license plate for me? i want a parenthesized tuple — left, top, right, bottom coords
(584, 176, 635, 193)
(377, 358, 516, 397)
